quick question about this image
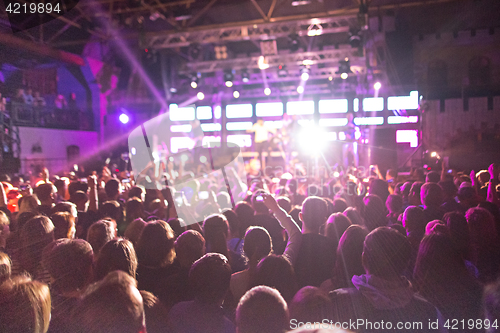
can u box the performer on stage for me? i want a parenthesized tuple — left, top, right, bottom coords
(246, 118, 276, 168)
(343, 112, 359, 167)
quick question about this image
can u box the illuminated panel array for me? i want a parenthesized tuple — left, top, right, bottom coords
(226, 104, 252, 118)
(298, 119, 314, 127)
(325, 132, 338, 141)
(226, 121, 253, 131)
(201, 123, 222, 132)
(353, 98, 359, 112)
(362, 97, 384, 112)
(396, 129, 419, 147)
(265, 121, 283, 129)
(227, 134, 252, 147)
(256, 102, 284, 117)
(319, 118, 348, 127)
(318, 99, 348, 114)
(387, 91, 419, 110)
(196, 106, 213, 120)
(287, 101, 314, 115)
(214, 106, 222, 119)
(170, 137, 194, 153)
(354, 117, 384, 125)
(387, 116, 418, 124)
(169, 104, 195, 121)
(170, 124, 192, 132)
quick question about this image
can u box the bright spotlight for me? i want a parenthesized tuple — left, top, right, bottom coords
(264, 87, 271, 96)
(233, 90, 240, 98)
(300, 67, 310, 81)
(197, 92, 205, 100)
(430, 151, 437, 157)
(297, 86, 304, 94)
(374, 82, 381, 90)
(119, 113, 130, 124)
(340, 72, 348, 80)
(299, 126, 327, 153)
(225, 81, 234, 88)
(191, 81, 198, 89)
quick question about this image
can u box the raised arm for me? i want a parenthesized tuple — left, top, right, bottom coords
(87, 175, 98, 212)
(487, 163, 499, 206)
(262, 193, 302, 264)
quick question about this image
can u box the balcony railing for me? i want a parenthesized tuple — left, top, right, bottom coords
(7, 102, 94, 131)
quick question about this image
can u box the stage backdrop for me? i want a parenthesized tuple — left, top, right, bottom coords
(18, 127, 98, 175)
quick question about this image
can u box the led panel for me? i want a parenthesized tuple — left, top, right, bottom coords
(396, 129, 418, 148)
(201, 123, 222, 132)
(170, 124, 192, 132)
(214, 105, 222, 119)
(362, 97, 384, 112)
(354, 117, 384, 125)
(298, 119, 314, 127)
(196, 106, 213, 120)
(226, 121, 253, 131)
(286, 100, 314, 115)
(226, 104, 252, 118)
(265, 121, 283, 129)
(387, 91, 419, 111)
(387, 116, 418, 124)
(319, 118, 348, 127)
(227, 134, 252, 147)
(170, 137, 194, 153)
(256, 102, 284, 117)
(353, 98, 359, 112)
(169, 104, 195, 121)
(325, 132, 338, 141)
(319, 99, 348, 113)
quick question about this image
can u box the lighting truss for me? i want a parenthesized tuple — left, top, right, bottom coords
(179, 47, 366, 74)
(146, 15, 358, 49)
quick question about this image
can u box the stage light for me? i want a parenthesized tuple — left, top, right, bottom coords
(299, 126, 327, 153)
(328, 76, 333, 81)
(278, 65, 288, 78)
(264, 87, 271, 96)
(336, 58, 353, 80)
(258, 56, 270, 70)
(242, 69, 250, 83)
(190, 73, 199, 89)
(297, 86, 304, 94)
(307, 24, 322, 36)
(233, 90, 240, 98)
(430, 151, 437, 157)
(349, 29, 362, 48)
(224, 70, 234, 87)
(300, 67, 310, 81)
(169, 87, 178, 94)
(289, 34, 300, 52)
(197, 92, 205, 100)
(119, 113, 130, 124)
(374, 82, 381, 90)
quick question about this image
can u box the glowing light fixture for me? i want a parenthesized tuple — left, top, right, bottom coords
(119, 113, 129, 124)
(264, 87, 271, 96)
(297, 86, 304, 94)
(374, 82, 381, 90)
(197, 92, 205, 100)
(233, 91, 240, 98)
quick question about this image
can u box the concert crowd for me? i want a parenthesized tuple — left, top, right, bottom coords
(0, 156, 500, 333)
